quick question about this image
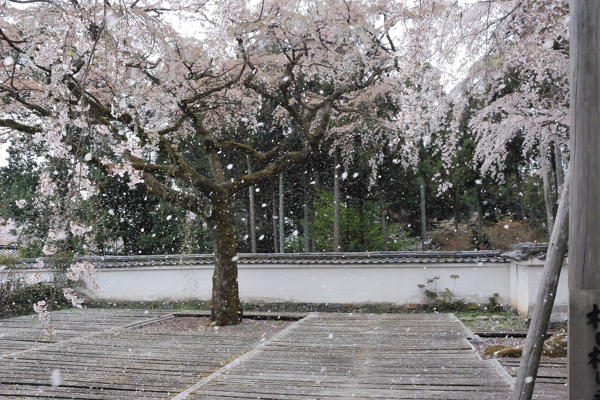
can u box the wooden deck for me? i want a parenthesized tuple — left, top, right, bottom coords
(499, 359, 567, 400)
(0, 309, 564, 399)
(185, 313, 513, 399)
(0, 308, 270, 399)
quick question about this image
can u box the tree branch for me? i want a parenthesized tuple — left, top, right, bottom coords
(0, 119, 42, 134)
(0, 28, 25, 53)
(1, 88, 52, 117)
(216, 129, 298, 164)
(143, 172, 211, 216)
(226, 148, 309, 194)
(156, 135, 220, 194)
(180, 61, 246, 105)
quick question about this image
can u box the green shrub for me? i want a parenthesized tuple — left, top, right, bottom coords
(468, 229, 493, 250)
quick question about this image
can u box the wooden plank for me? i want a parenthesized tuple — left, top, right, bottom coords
(472, 330, 558, 338)
(513, 171, 569, 400)
(500, 359, 566, 399)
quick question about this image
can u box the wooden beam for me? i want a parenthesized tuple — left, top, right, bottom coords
(513, 170, 569, 399)
(568, 1, 600, 398)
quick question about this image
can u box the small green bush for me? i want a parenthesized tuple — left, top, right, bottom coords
(468, 229, 493, 250)
(0, 281, 67, 319)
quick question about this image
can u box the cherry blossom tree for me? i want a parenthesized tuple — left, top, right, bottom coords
(406, 0, 569, 237)
(0, 0, 429, 325)
(436, 0, 569, 183)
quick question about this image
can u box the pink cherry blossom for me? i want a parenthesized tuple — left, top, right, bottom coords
(26, 273, 43, 285)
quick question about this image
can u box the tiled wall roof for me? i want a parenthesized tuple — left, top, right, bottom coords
(20, 250, 508, 269)
(0, 245, 19, 258)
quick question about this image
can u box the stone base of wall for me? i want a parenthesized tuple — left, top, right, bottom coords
(244, 302, 424, 314)
(85, 300, 509, 314)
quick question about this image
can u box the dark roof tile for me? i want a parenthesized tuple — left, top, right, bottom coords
(19, 250, 506, 269)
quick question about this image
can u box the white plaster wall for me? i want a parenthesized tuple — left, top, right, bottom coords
(73, 262, 510, 306)
(9, 259, 568, 316)
(238, 263, 510, 305)
(509, 262, 519, 310)
(517, 262, 532, 316)
(511, 258, 569, 316)
(77, 265, 214, 302)
(6, 269, 55, 285)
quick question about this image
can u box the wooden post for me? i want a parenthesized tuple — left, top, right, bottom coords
(512, 170, 569, 400)
(247, 156, 257, 253)
(333, 152, 340, 252)
(569, 2, 600, 398)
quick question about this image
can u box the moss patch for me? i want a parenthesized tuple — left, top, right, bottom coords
(485, 329, 567, 358)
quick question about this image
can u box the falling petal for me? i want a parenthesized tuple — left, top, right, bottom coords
(50, 369, 62, 387)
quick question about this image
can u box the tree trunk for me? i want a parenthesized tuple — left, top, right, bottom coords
(419, 174, 427, 250)
(359, 196, 366, 250)
(309, 177, 316, 252)
(380, 192, 388, 251)
(272, 200, 279, 252)
(553, 142, 564, 196)
(452, 187, 459, 231)
(476, 188, 484, 228)
(344, 197, 350, 251)
(279, 172, 284, 253)
(303, 173, 310, 253)
(540, 152, 554, 237)
(512, 170, 569, 400)
(515, 170, 527, 221)
(207, 198, 242, 326)
(568, 2, 600, 397)
(333, 152, 340, 252)
(247, 156, 257, 253)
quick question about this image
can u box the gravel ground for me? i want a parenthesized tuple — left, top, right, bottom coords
(138, 316, 295, 336)
(474, 336, 526, 359)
